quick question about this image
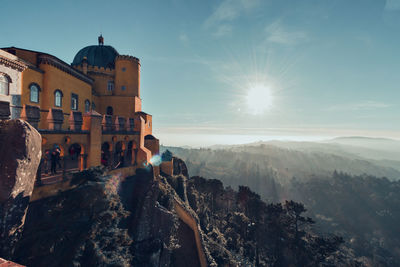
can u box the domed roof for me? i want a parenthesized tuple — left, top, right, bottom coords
(72, 36, 119, 69)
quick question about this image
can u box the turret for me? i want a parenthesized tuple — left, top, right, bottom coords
(114, 55, 140, 98)
(82, 56, 88, 74)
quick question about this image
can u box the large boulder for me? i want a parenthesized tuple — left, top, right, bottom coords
(0, 119, 41, 258)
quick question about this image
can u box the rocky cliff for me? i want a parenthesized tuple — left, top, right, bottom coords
(0, 119, 41, 259)
(3, 157, 357, 266)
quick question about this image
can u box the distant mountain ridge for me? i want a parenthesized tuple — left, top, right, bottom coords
(162, 136, 400, 182)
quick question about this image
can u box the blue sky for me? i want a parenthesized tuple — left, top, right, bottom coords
(1, 0, 400, 146)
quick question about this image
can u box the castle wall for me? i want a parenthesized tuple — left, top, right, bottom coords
(144, 136, 159, 156)
(39, 64, 92, 130)
(0, 61, 23, 119)
(4, 48, 38, 65)
(114, 56, 140, 97)
(85, 66, 115, 96)
(160, 160, 174, 176)
(21, 68, 43, 109)
(98, 95, 139, 118)
(173, 200, 208, 267)
(2, 43, 159, 174)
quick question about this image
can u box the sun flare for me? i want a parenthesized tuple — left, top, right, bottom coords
(246, 84, 273, 115)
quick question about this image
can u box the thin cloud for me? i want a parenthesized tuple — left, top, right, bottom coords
(179, 33, 189, 45)
(204, 0, 260, 36)
(385, 0, 400, 11)
(327, 101, 391, 111)
(265, 21, 309, 45)
(213, 24, 233, 37)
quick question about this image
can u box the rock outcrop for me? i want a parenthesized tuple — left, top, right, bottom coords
(5, 156, 354, 266)
(0, 119, 41, 258)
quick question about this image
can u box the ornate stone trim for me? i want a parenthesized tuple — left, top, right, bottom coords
(0, 55, 26, 72)
(38, 54, 94, 85)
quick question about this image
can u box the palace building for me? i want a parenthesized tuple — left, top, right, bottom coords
(0, 35, 159, 173)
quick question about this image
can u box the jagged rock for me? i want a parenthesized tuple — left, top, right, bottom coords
(0, 119, 42, 258)
(173, 157, 189, 177)
(7, 157, 353, 267)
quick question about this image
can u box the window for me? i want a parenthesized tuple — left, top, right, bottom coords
(84, 99, 90, 113)
(29, 83, 40, 103)
(92, 101, 96, 111)
(54, 90, 63, 107)
(71, 93, 78, 110)
(0, 75, 9, 95)
(106, 106, 113, 115)
(107, 81, 114, 91)
(121, 85, 126, 91)
(122, 67, 126, 72)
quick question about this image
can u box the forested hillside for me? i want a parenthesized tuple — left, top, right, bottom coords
(162, 142, 400, 266)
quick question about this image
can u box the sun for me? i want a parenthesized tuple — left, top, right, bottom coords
(245, 84, 273, 115)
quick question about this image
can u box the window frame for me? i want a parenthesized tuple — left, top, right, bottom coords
(107, 81, 114, 92)
(84, 99, 90, 113)
(71, 93, 78, 111)
(29, 83, 41, 103)
(0, 74, 10, 96)
(54, 89, 63, 107)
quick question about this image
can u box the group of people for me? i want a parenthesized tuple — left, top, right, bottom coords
(42, 147, 62, 175)
(101, 150, 125, 169)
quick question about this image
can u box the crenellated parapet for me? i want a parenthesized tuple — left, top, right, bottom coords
(115, 55, 140, 64)
(74, 64, 115, 76)
(38, 54, 93, 85)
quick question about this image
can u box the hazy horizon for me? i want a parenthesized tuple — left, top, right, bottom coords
(157, 127, 400, 147)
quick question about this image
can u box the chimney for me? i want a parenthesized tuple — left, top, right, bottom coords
(82, 56, 88, 74)
(98, 34, 104, 45)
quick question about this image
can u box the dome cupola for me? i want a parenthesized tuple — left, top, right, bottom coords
(72, 35, 119, 69)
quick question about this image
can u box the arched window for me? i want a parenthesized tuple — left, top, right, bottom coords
(71, 93, 78, 110)
(107, 81, 114, 91)
(0, 74, 10, 95)
(84, 99, 90, 113)
(54, 89, 63, 107)
(106, 106, 113, 115)
(92, 101, 96, 111)
(29, 83, 40, 103)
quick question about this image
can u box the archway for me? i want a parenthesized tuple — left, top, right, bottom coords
(101, 142, 111, 166)
(126, 141, 133, 165)
(106, 106, 113, 116)
(131, 140, 138, 166)
(114, 141, 126, 168)
(67, 143, 84, 171)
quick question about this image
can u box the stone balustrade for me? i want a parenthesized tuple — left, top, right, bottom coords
(20, 104, 40, 128)
(0, 101, 137, 133)
(127, 117, 134, 131)
(69, 111, 83, 131)
(113, 116, 126, 131)
(102, 114, 113, 131)
(46, 108, 64, 130)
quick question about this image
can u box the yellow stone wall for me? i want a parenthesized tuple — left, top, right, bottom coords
(98, 95, 139, 118)
(39, 63, 92, 130)
(9, 49, 38, 65)
(21, 68, 43, 108)
(114, 57, 140, 97)
(42, 133, 88, 156)
(76, 65, 115, 96)
(4, 46, 158, 171)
